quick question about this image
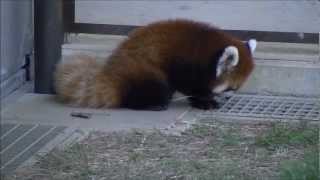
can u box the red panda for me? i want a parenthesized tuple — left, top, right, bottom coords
(55, 19, 257, 110)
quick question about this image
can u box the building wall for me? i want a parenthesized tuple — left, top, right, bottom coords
(75, 0, 320, 33)
(0, 0, 33, 98)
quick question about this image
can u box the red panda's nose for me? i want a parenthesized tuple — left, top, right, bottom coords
(225, 85, 240, 92)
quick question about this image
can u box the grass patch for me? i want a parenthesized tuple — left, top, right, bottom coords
(4, 121, 319, 180)
(255, 122, 318, 149)
(255, 122, 319, 179)
(280, 150, 319, 180)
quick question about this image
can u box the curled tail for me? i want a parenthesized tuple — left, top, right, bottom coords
(54, 55, 120, 108)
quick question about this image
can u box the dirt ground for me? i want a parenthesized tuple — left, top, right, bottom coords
(3, 119, 319, 180)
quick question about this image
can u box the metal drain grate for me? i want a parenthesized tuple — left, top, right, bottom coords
(200, 94, 320, 121)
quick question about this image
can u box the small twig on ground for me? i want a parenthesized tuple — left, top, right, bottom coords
(70, 112, 92, 119)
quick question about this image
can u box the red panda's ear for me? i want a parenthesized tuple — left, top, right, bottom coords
(247, 39, 257, 54)
(216, 46, 239, 77)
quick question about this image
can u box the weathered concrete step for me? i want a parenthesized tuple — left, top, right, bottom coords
(62, 34, 320, 97)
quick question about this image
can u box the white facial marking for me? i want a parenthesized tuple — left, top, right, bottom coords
(213, 82, 229, 94)
(216, 68, 222, 77)
(226, 46, 239, 66)
(216, 46, 239, 77)
(248, 39, 257, 53)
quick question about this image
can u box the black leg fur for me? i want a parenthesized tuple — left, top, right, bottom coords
(188, 96, 219, 110)
(121, 78, 173, 111)
(165, 56, 222, 110)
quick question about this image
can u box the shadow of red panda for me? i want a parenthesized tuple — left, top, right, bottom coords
(55, 19, 257, 111)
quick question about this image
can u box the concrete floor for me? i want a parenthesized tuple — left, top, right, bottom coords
(1, 93, 191, 132)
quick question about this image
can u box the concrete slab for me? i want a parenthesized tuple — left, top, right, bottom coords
(240, 62, 320, 96)
(1, 94, 189, 131)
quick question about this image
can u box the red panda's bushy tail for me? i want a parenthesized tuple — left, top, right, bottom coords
(54, 54, 120, 108)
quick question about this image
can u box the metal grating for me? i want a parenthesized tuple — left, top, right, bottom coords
(0, 123, 66, 174)
(200, 94, 320, 121)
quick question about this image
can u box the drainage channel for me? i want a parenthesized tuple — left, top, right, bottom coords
(199, 94, 320, 121)
(0, 123, 85, 174)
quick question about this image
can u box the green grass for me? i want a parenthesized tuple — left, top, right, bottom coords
(187, 124, 214, 138)
(255, 122, 319, 180)
(36, 143, 95, 180)
(255, 122, 318, 149)
(4, 121, 319, 180)
(188, 124, 242, 146)
(280, 150, 319, 180)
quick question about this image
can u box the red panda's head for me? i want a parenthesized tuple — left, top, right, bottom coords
(212, 39, 257, 94)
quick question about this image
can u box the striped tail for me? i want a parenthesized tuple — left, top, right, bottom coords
(54, 54, 120, 108)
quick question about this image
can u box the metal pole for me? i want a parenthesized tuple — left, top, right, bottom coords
(34, 0, 63, 93)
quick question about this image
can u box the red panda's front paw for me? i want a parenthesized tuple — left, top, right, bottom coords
(145, 105, 169, 111)
(188, 97, 220, 110)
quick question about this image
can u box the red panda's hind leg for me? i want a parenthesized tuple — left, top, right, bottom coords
(121, 77, 174, 111)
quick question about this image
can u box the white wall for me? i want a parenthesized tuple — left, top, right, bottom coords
(0, 0, 33, 98)
(75, 0, 320, 33)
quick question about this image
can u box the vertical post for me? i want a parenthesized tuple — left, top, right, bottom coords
(34, 0, 63, 93)
(63, 0, 75, 43)
(63, 0, 75, 33)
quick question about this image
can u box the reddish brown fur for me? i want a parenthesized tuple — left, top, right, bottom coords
(105, 19, 254, 91)
(55, 19, 254, 109)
